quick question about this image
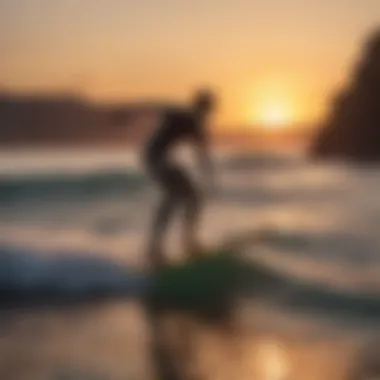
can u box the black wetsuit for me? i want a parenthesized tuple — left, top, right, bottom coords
(144, 108, 204, 199)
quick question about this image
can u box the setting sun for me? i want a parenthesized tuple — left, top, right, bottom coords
(260, 104, 291, 128)
(246, 81, 299, 130)
(249, 99, 295, 130)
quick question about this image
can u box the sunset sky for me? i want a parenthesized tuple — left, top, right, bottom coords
(1, 0, 379, 127)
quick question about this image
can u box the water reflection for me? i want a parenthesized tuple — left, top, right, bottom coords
(145, 301, 239, 380)
(254, 340, 289, 380)
(349, 339, 380, 380)
(0, 301, 378, 380)
(147, 309, 194, 380)
(145, 305, 376, 380)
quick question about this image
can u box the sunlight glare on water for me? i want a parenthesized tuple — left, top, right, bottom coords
(253, 340, 290, 380)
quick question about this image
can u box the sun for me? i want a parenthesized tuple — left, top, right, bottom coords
(247, 82, 297, 130)
(260, 103, 291, 129)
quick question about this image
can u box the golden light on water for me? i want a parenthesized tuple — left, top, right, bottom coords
(255, 340, 290, 380)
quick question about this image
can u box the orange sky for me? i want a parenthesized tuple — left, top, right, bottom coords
(1, 0, 379, 127)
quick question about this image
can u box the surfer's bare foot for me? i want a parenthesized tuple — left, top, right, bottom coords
(148, 260, 167, 273)
(187, 242, 205, 260)
(147, 248, 167, 272)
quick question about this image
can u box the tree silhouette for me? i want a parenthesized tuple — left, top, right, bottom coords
(311, 28, 380, 161)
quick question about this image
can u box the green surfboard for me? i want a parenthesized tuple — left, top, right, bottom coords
(147, 251, 243, 315)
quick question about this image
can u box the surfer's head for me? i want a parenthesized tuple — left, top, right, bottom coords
(192, 89, 216, 116)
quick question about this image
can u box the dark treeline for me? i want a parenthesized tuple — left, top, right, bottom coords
(311, 28, 380, 161)
(0, 92, 163, 146)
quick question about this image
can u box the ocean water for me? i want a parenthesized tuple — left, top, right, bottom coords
(0, 147, 380, 380)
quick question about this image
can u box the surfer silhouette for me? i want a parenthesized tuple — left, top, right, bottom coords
(143, 89, 216, 269)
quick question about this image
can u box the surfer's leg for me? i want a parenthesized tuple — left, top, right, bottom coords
(168, 167, 202, 258)
(148, 193, 176, 269)
(183, 186, 202, 258)
(148, 163, 201, 266)
(147, 164, 182, 269)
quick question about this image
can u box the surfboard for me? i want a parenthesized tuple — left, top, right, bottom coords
(144, 229, 267, 314)
(146, 250, 243, 315)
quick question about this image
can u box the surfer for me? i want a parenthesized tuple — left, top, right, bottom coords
(143, 89, 216, 269)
